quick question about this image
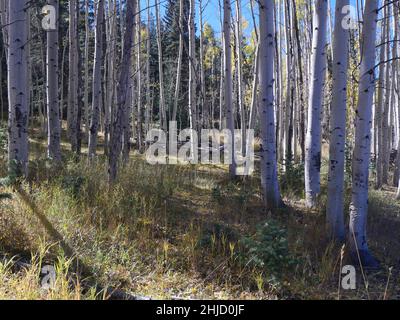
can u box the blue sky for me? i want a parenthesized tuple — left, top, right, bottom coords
(141, 0, 360, 38)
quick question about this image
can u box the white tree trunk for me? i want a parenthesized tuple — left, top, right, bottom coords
(7, 0, 29, 176)
(104, 0, 117, 155)
(145, 0, 151, 134)
(172, 0, 183, 124)
(155, 0, 167, 131)
(393, 3, 400, 199)
(304, 0, 328, 207)
(382, 4, 391, 185)
(349, 0, 379, 267)
(218, 0, 225, 129)
(199, 0, 207, 127)
(0, 0, 9, 60)
(136, 0, 143, 152)
(326, 0, 349, 241)
(188, 0, 197, 158)
(46, 0, 61, 162)
(88, 0, 104, 159)
(235, 0, 246, 156)
(68, 0, 79, 153)
(84, 0, 90, 138)
(223, 0, 236, 177)
(258, 0, 282, 209)
(108, 0, 136, 181)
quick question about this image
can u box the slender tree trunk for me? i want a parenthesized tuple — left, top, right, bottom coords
(199, 0, 207, 128)
(235, 0, 246, 156)
(0, 1, 8, 59)
(88, 0, 105, 159)
(155, 0, 167, 131)
(7, 0, 29, 176)
(84, 0, 90, 138)
(104, 0, 117, 155)
(326, 0, 349, 241)
(349, 0, 379, 268)
(375, 14, 387, 189)
(393, 3, 400, 196)
(68, 0, 80, 154)
(108, 0, 136, 182)
(224, 0, 236, 177)
(258, 0, 282, 209)
(188, 0, 197, 159)
(283, 0, 293, 170)
(382, 4, 391, 185)
(60, 29, 68, 123)
(46, 0, 61, 162)
(218, 0, 225, 130)
(304, 0, 328, 207)
(145, 0, 151, 135)
(292, 0, 305, 162)
(136, 0, 143, 152)
(1, 1, 9, 121)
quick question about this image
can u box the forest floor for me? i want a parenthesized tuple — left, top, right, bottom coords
(0, 124, 400, 300)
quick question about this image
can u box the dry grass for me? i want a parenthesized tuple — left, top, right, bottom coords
(0, 125, 399, 300)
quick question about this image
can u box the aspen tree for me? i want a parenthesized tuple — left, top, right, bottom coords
(304, 0, 328, 207)
(349, 0, 380, 267)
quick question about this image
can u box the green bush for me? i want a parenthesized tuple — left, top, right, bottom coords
(241, 219, 297, 280)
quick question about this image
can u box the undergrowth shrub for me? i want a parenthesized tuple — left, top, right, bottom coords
(240, 219, 298, 284)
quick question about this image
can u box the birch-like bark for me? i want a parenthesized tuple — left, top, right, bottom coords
(104, 0, 117, 155)
(108, 0, 136, 182)
(136, 0, 143, 152)
(394, 3, 400, 198)
(199, 0, 207, 127)
(304, 0, 328, 207)
(0, 0, 9, 59)
(258, 0, 282, 209)
(292, 0, 305, 162)
(349, 0, 379, 267)
(84, 0, 90, 137)
(145, 0, 151, 134)
(88, 0, 105, 159)
(155, 0, 167, 131)
(188, 0, 197, 159)
(46, 0, 61, 162)
(7, 0, 29, 176)
(60, 30, 67, 122)
(382, 3, 391, 185)
(218, 0, 225, 129)
(283, 0, 293, 169)
(235, 0, 246, 156)
(224, 0, 236, 177)
(172, 0, 183, 124)
(393, 5, 400, 200)
(326, 0, 349, 241)
(68, 0, 80, 153)
(0, 1, 6, 120)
